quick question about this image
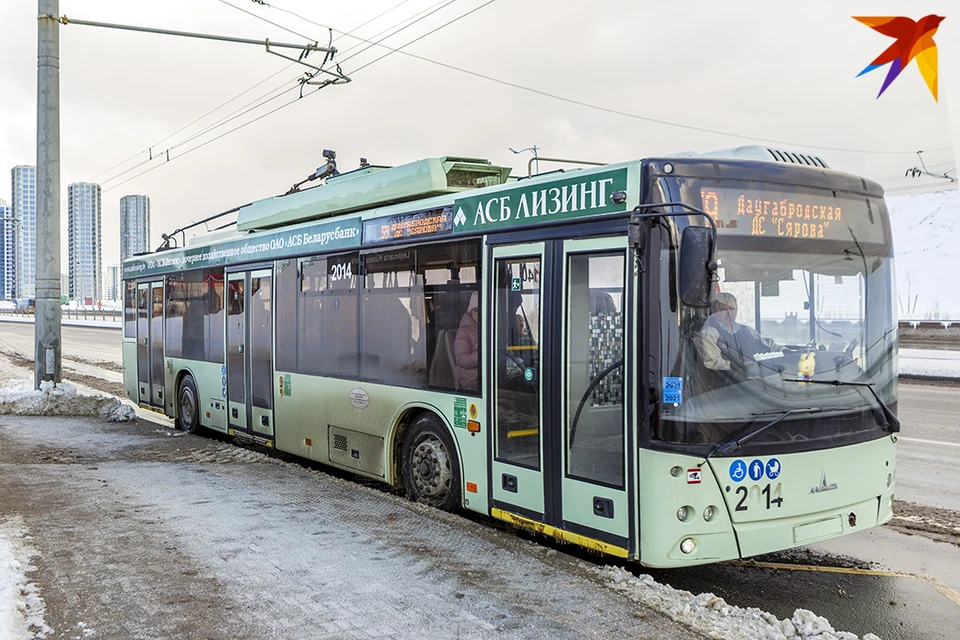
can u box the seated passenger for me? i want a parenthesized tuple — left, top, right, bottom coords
(454, 292, 480, 391)
(695, 292, 781, 372)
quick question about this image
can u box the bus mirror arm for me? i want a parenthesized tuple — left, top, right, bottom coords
(630, 204, 719, 308)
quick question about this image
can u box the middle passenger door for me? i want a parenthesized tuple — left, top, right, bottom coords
(489, 236, 632, 555)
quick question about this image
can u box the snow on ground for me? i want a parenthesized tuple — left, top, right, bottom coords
(899, 348, 960, 378)
(888, 189, 960, 320)
(0, 518, 50, 640)
(599, 566, 880, 640)
(0, 379, 135, 421)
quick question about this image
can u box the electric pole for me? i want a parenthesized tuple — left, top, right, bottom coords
(36, 0, 62, 387)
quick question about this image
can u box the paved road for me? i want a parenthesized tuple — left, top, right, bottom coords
(0, 415, 696, 639)
(897, 382, 960, 511)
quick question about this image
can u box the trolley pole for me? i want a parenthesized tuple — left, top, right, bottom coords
(35, 0, 62, 388)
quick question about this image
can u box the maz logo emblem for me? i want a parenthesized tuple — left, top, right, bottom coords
(808, 471, 839, 494)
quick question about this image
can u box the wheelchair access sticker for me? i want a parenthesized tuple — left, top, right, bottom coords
(662, 377, 683, 404)
(729, 460, 747, 482)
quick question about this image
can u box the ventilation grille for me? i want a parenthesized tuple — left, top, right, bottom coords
(764, 148, 829, 168)
(333, 434, 348, 451)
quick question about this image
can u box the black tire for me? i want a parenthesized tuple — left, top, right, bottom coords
(176, 375, 201, 434)
(401, 413, 462, 512)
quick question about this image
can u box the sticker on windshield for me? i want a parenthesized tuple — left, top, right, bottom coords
(662, 377, 683, 405)
(765, 458, 781, 480)
(748, 459, 765, 482)
(729, 460, 747, 482)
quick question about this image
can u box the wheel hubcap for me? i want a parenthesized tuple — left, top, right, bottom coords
(411, 436, 452, 501)
(180, 388, 196, 427)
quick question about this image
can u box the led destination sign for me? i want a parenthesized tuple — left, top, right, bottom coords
(689, 183, 887, 244)
(362, 207, 453, 245)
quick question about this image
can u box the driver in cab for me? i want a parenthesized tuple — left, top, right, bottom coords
(695, 292, 781, 372)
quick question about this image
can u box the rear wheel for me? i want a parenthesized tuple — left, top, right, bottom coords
(401, 413, 461, 512)
(176, 375, 201, 433)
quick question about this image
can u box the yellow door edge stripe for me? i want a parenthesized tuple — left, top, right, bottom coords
(491, 507, 629, 559)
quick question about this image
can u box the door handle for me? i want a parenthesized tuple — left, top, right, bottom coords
(238, 344, 244, 353)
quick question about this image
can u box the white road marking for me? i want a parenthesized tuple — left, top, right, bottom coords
(900, 437, 960, 448)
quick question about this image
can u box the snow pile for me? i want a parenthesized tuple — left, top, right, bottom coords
(0, 379, 135, 421)
(599, 566, 881, 640)
(0, 517, 50, 640)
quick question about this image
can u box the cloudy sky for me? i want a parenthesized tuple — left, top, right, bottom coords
(1, 0, 957, 272)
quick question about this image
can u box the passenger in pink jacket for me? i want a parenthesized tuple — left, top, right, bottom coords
(454, 292, 480, 391)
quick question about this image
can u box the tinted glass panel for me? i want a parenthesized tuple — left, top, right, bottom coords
(361, 249, 423, 385)
(227, 277, 245, 405)
(299, 253, 359, 377)
(250, 275, 273, 409)
(164, 269, 224, 363)
(566, 253, 625, 488)
(495, 258, 541, 470)
(275, 260, 297, 372)
(164, 275, 185, 358)
(137, 286, 149, 386)
(124, 281, 137, 337)
(150, 284, 164, 391)
(422, 241, 480, 393)
(207, 270, 225, 364)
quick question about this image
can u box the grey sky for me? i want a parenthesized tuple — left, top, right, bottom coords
(1, 0, 957, 271)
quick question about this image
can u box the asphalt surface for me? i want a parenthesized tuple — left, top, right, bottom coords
(0, 414, 697, 639)
(2, 320, 960, 639)
(895, 382, 960, 511)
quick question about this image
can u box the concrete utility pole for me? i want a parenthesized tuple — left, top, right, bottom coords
(36, 0, 62, 388)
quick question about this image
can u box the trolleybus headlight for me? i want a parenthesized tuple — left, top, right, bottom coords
(703, 505, 716, 522)
(677, 506, 693, 522)
(680, 538, 697, 554)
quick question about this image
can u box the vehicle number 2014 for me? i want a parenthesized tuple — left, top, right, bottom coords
(734, 483, 783, 512)
(330, 261, 353, 282)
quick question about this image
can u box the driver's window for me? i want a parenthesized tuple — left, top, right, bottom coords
(565, 252, 625, 488)
(495, 257, 541, 470)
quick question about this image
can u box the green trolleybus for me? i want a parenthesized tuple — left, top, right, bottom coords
(122, 146, 899, 568)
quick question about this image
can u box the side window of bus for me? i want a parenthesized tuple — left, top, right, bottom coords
(361, 248, 422, 385)
(124, 281, 137, 338)
(164, 269, 225, 363)
(298, 253, 360, 378)
(275, 259, 298, 373)
(420, 241, 480, 393)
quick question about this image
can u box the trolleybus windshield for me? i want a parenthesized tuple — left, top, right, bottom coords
(655, 178, 897, 455)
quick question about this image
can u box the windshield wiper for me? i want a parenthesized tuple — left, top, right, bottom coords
(700, 407, 830, 466)
(780, 377, 900, 433)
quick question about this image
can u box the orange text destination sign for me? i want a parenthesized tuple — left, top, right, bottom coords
(699, 188, 851, 240)
(362, 207, 454, 245)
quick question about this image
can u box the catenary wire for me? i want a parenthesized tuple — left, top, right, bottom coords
(87, 0, 459, 195)
(101, 1, 496, 193)
(268, 0, 953, 156)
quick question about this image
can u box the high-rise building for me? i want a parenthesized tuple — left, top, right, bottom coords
(67, 182, 102, 303)
(0, 199, 15, 300)
(120, 194, 150, 261)
(11, 166, 37, 298)
(106, 264, 121, 301)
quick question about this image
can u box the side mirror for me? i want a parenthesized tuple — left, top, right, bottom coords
(679, 226, 716, 308)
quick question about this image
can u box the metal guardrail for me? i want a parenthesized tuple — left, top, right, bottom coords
(0, 308, 121, 322)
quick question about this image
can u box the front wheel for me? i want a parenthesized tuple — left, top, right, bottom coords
(401, 414, 461, 512)
(176, 375, 201, 434)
